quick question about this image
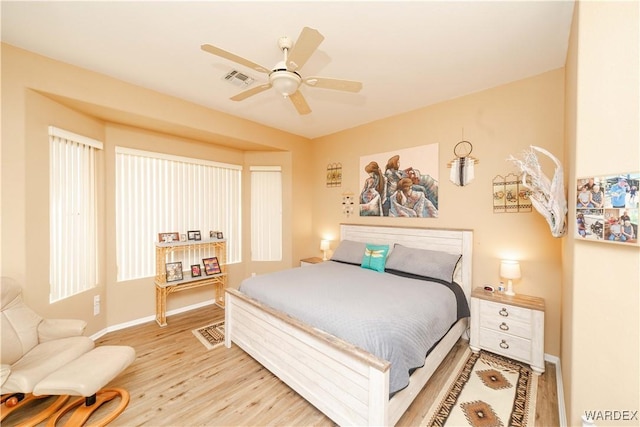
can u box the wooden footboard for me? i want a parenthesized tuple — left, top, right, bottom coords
(225, 288, 391, 426)
(225, 288, 467, 426)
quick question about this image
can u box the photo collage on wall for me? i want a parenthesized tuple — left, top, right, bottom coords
(575, 172, 639, 246)
(359, 144, 439, 218)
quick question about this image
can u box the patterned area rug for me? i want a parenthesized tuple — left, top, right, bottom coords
(423, 348, 538, 427)
(191, 321, 225, 350)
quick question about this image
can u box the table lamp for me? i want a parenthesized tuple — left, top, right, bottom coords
(320, 240, 331, 261)
(500, 260, 521, 296)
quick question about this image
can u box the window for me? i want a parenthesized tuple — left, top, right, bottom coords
(49, 127, 102, 302)
(115, 148, 242, 281)
(250, 166, 282, 261)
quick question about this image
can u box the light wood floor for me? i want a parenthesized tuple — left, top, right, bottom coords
(6, 305, 560, 426)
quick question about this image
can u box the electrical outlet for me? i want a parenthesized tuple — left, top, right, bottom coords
(93, 295, 100, 316)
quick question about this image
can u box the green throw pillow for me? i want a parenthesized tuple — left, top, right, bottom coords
(361, 244, 390, 273)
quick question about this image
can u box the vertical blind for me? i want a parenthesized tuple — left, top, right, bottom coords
(115, 148, 242, 281)
(250, 166, 282, 261)
(49, 127, 102, 302)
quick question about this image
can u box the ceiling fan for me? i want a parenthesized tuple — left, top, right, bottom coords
(201, 27, 363, 115)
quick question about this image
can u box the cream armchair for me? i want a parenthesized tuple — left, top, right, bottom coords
(1, 277, 95, 394)
(1, 277, 135, 426)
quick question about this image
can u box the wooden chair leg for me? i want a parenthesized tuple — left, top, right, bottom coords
(1, 393, 69, 425)
(45, 388, 130, 427)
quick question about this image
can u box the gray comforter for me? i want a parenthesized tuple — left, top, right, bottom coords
(238, 261, 462, 394)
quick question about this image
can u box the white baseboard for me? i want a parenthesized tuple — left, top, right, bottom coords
(545, 353, 567, 427)
(90, 299, 216, 340)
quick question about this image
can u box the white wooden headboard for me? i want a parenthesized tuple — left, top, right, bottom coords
(340, 224, 474, 304)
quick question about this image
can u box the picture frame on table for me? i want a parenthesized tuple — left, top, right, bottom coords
(216, 232, 224, 239)
(165, 262, 183, 282)
(191, 264, 202, 278)
(203, 257, 221, 275)
(158, 232, 180, 243)
(187, 230, 202, 241)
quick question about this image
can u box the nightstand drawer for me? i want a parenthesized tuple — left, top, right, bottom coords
(479, 299, 532, 325)
(480, 316, 532, 339)
(479, 328, 532, 362)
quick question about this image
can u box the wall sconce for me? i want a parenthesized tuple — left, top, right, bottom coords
(320, 240, 331, 261)
(500, 260, 521, 296)
(342, 192, 355, 217)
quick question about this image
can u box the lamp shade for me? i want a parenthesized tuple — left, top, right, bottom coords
(320, 240, 331, 251)
(270, 70, 301, 97)
(500, 260, 521, 280)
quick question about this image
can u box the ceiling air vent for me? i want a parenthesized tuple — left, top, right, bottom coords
(222, 70, 255, 87)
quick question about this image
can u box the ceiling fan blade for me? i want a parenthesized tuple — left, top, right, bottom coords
(303, 76, 363, 93)
(230, 83, 272, 101)
(287, 27, 324, 71)
(201, 44, 270, 74)
(288, 91, 311, 115)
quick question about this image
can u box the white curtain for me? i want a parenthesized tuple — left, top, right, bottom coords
(49, 127, 102, 302)
(251, 166, 282, 261)
(115, 147, 242, 281)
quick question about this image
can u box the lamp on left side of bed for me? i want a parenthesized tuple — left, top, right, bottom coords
(320, 240, 331, 261)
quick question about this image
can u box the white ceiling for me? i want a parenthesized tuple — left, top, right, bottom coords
(1, 1, 575, 139)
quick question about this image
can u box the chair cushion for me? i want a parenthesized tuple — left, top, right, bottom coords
(1, 304, 42, 366)
(34, 346, 136, 397)
(1, 336, 94, 394)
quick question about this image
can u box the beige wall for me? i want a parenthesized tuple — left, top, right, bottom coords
(312, 69, 565, 357)
(564, 2, 640, 425)
(1, 43, 313, 333)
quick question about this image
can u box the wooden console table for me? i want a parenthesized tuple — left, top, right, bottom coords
(154, 239, 227, 327)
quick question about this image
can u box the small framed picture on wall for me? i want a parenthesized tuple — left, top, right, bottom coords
(575, 172, 639, 246)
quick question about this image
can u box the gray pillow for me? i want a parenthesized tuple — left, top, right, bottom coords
(330, 240, 366, 265)
(385, 244, 461, 283)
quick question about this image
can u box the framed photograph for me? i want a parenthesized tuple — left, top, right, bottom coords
(203, 257, 221, 275)
(216, 232, 224, 239)
(158, 232, 180, 243)
(187, 230, 202, 241)
(165, 261, 183, 282)
(180, 234, 187, 242)
(209, 230, 215, 238)
(191, 264, 202, 278)
(575, 172, 639, 246)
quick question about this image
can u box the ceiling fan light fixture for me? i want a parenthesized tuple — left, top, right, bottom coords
(269, 70, 301, 97)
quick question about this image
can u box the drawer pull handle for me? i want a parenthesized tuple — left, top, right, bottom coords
(499, 308, 509, 317)
(499, 322, 509, 331)
(500, 340, 509, 349)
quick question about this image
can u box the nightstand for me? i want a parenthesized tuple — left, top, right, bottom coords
(469, 287, 545, 374)
(300, 257, 324, 267)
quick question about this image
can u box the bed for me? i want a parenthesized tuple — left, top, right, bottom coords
(224, 224, 473, 426)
